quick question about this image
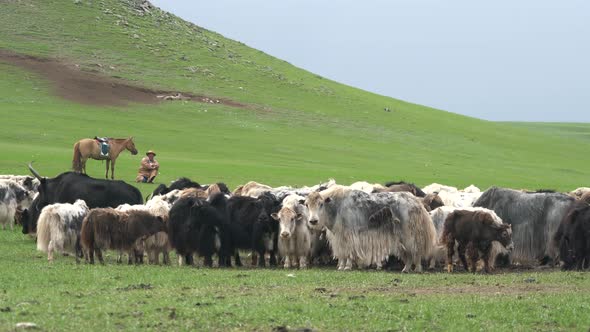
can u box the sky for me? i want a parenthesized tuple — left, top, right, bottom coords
(151, 0, 590, 122)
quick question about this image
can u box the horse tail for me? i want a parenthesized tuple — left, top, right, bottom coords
(72, 142, 82, 172)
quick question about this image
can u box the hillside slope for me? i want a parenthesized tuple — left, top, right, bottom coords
(0, 0, 588, 193)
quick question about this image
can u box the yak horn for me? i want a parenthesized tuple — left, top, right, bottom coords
(28, 162, 43, 181)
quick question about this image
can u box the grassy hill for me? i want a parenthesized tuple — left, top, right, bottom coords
(0, 0, 588, 196)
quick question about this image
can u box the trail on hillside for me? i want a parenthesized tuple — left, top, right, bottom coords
(0, 49, 247, 108)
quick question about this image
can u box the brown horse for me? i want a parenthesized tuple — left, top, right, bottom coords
(72, 137, 138, 179)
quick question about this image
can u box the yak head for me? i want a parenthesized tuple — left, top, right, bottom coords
(305, 192, 332, 230)
(272, 207, 303, 239)
(22, 162, 48, 235)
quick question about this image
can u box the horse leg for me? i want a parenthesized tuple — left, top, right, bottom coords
(105, 159, 110, 179)
(80, 156, 87, 174)
(110, 159, 116, 180)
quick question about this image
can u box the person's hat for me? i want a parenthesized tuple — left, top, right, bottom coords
(146, 150, 156, 156)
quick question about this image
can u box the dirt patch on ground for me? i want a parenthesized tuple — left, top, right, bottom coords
(0, 49, 248, 108)
(402, 284, 574, 296)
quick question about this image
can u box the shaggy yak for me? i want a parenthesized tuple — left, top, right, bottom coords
(271, 194, 312, 269)
(80, 208, 166, 264)
(36, 200, 89, 263)
(443, 209, 514, 273)
(473, 187, 574, 265)
(116, 198, 172, 265)
(168, 193, 232, 267)
(227, 192, 282, 267)
(429, 206, 511, 271)
(305, 186, 436, 272)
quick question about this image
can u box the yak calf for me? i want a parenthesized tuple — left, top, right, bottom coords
(80, 208, 166, 264)
(443, 210, 513, 273)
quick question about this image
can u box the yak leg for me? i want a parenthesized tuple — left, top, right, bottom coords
(217, 254, 227, 268)
(283, 256, 291, 269)
(344, 257, 353, 271)
(204, 255, 213, 267)
(153, 250, 160, 265)
(147, 251, 156, 265)
(467, 242, 479, 273)
(185, 254, 194, 266)
(96, 248, 105, 265)
(480, 243, 492, 273)
(75, 238, 82, 264)
(178, 255, 184, 266)
(457, 242, 469, 272)
(234, 252, 243, 267)
(299, 256, 308, 269)
(257, 250, 266, 267)
(446, 237, 456, 273)
(87, 247, 94, 264)
(413, 255, 423, 273)
(225, 256, 232, 267)
(576, 256, 585, 271)
(269, 251, 278, 267)
(47, 240, 55, 263)
(105, 159, 110, 179)
(337, 257, 345, 270)
(163, 251, 170, 265)
(401, 253, 412, 273)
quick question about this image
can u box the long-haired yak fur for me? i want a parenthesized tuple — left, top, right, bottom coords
(442, 209, 513, 273)
(553, 201, 590, 270)
(80, 208, 166, 264)
(305, 187, 436, 272)
(473, 186, 575, 265)
(168, 193, 232, 267)
(116, 199, 172, 265)
(36, 200, 89, 263)
(227, 192, 281, 267)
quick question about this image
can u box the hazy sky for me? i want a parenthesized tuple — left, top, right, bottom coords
(151, 0, 590, 122)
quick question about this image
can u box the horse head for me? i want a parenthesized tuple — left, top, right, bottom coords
(126, 137, 138, 155)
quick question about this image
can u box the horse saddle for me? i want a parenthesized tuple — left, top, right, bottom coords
(94, 136, 110, 156)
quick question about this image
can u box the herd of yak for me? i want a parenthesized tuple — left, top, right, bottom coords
(1, 165, 590, 273)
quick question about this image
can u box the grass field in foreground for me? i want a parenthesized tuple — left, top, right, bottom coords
(1, 229, 589, 331)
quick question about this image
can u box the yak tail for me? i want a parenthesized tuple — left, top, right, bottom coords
(441, 212, 456, 246)
(36, 212, 53, 253)
(72, 142, 82, 172)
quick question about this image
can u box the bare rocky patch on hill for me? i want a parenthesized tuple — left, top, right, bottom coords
(0, 49, 247, 108)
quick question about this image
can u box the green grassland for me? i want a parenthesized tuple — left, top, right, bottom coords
(1, 1, 590, 330)
(2, 229, 589, 331)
